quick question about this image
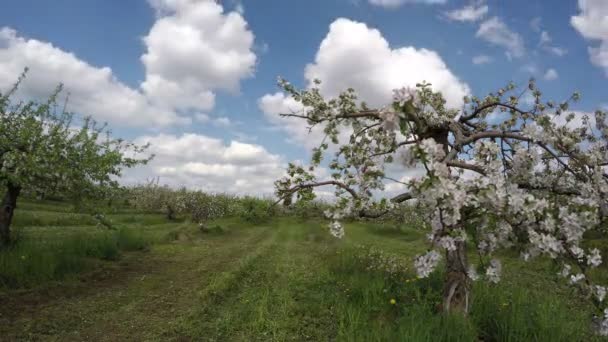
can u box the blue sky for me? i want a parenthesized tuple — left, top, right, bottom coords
(0, 0, 606, 194)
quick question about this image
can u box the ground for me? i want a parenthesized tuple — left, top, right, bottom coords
(0, 200, 605, 341)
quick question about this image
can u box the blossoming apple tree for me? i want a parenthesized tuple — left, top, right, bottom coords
(0, 71, 151, 246)
(273, 77, 608, 334)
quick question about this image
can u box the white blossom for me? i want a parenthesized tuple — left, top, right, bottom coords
(467, 265, 479, 281)
(570, 245, 585, 260)
(598, 309, 608, 336)
(438, 236, 457, 251)
(594, 285, 607, 303)
(528, 230, 562, 258)
(522, 122, 546, 142)
(486, 259, 502, 283)
(392, 86, 417, 107)
(569, 273, 585, 284)
(414, 250, 441, 278)
(329, 220, 345, 239)
(588, 248, 602, 268)
(378, 108, 400, 131)
(558, 264, 571, 278)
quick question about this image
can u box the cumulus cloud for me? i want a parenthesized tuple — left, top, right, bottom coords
(124, 133, 285, 195)
(0, 28, 185, 126)
(472, 54, 493, 65)
(543, 68, 558, 81)
(444, 1, 488, 22)
(194, 113, 233, 127)
(368, 0, 446, 8)
(571, 0, 608, 75)
(0, 0, 256, 127)
(304, 19, 470, 108)
(476, 17, 525, 59)
(141, 0, 256, 112)
(259, 18, 470, 149)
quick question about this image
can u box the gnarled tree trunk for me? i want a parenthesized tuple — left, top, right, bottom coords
(0, 183, 21, 247)
(443, 240, 471, 314)
(430, 129, 472, 314)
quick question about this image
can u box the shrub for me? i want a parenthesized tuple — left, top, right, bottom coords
(238, 197, 274, 224)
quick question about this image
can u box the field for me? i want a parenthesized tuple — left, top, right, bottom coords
(0, 200, 606, 341)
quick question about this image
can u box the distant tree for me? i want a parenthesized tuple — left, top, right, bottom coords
(274, 77, 608, 335)
(0, 70, 151, 246)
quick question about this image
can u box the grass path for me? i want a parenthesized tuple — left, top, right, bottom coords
(1, 220, 347, 341)
(0, 225, 274, 341)
(176, 221, 340, 341)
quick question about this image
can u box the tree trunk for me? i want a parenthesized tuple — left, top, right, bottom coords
(166, 204, 175, 220)
(442, 240, 471, 314)
(0, 183, 21, 247)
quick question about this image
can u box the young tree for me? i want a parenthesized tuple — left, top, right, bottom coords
(274, 78, 608, 335)
(0, 71, 150, 246)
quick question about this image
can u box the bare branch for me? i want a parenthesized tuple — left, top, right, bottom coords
(460, 102, 530, 123)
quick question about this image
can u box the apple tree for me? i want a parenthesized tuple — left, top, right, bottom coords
(0, 72, 150, 246)
(274, 77, 608, 335)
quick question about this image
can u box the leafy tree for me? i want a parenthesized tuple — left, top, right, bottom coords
(274, 77, 608, 335)
(128, 179, 185, 220)
(0, 71, 150, 246)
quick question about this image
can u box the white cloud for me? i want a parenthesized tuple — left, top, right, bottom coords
(258, 92, 340, 150)
(0, 0, 257, 127)
(0, 27, 185, 127)
(304, 18, 470, 108)
(444, 2, 488, 22)
(369, 0, 446, 8)
(259, 18, 470, 149)
(552, 111, 596, 130)
(530, 17, 542, 32)
(543, 68, 558, 81)
(540, 31, 551, 45)
(538, 30, 568, 57)
(472, 54, 493, 65)
(125, 133, 285, 195)
(545, 46, 568, 57)
(476, 17, 525, 59)
(141, 0, 256, 112)
(571, 0, 608, 75)
(521, 63, 539, 76)
(213, 117, 232, 127)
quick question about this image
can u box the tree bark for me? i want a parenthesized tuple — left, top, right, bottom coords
(0, 183, 21, 247)
(442, 240, 471, 314)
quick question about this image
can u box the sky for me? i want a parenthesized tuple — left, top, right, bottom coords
(0, 0, 606, 196)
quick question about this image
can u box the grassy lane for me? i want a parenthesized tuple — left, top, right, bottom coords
(176, 219, 341, 341)
(0, 224, 273, 341)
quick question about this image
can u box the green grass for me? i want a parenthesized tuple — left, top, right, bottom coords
(0, 203, 605, 341)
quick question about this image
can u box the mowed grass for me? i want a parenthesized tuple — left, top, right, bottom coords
(0, 201, 605, 341)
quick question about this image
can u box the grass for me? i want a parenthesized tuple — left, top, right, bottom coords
(0, 202, 605, 340)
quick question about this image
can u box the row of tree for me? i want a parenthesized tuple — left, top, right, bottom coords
(126, 181, 278, 225)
